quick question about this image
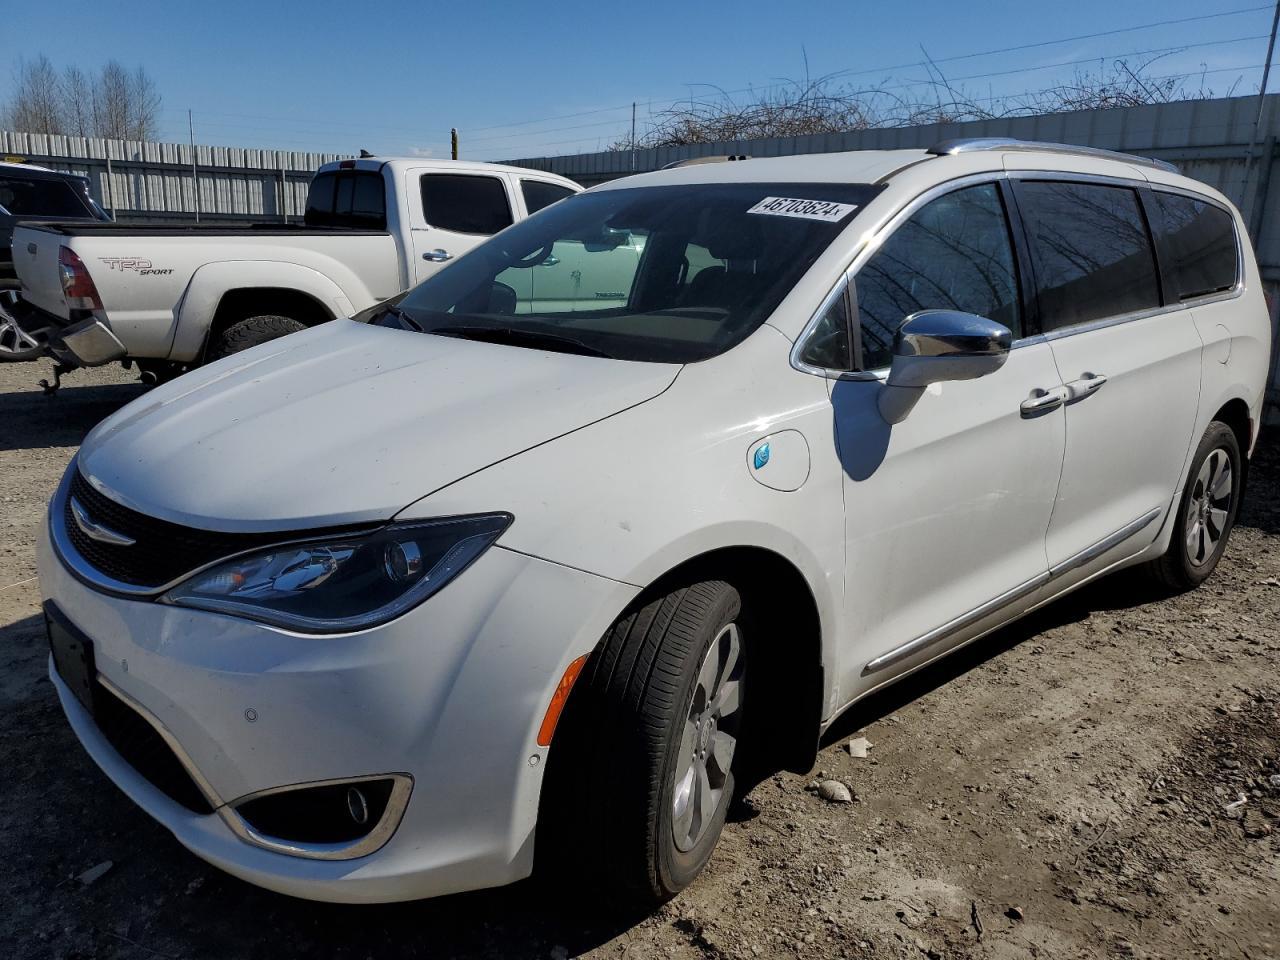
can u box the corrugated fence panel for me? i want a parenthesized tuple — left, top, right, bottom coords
(0, 130, 347, 221)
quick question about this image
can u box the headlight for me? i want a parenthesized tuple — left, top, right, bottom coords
(161, 514, 511, 632)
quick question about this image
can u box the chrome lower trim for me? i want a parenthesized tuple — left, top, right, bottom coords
(96, 673, 227, 808)
(863, 572, 1048, 674)
(223, 773, 414, 861)
(1048, 507, 1161, 578)
(99, 672, 412, 861)
(863, 506, 1162, 675)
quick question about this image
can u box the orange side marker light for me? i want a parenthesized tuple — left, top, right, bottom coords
(537, 654, 588, 747)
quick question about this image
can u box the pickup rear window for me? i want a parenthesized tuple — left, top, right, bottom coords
(0, 175, 95, 218)
(305, 170, 387, 230)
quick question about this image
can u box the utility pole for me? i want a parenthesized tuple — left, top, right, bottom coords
(188, 109, 200, 223)
(451, 127, 459, 160)
(1244, 2, 1280, 224)
(630, 102, 637, 172)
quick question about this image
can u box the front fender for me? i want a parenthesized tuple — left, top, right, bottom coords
(168, 261, 355, 362)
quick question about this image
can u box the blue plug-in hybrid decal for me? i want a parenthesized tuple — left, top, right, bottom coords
(753, 441, 771, 470)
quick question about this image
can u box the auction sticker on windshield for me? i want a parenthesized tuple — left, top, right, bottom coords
(747, 197, 858, 222)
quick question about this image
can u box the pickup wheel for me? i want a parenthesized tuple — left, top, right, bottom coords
(206, 315, 306, 361)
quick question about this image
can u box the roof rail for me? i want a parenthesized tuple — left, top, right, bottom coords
(927, 138, 1178, 174)
(661, 154, 751, 170)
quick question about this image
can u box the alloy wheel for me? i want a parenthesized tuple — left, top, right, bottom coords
(672, 622, 744, 853)
(1185, 447, 1234, 567)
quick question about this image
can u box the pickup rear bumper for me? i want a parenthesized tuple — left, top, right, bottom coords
(0, 294, 124, 367)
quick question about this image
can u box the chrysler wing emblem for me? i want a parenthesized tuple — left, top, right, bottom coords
(69, 496, 136, 546)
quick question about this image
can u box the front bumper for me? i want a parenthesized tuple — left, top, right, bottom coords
(38, 519, 636, 902)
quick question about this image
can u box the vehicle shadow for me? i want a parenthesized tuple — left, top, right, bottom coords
(0, 369, 145, 452)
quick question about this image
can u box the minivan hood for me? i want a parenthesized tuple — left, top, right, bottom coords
(77, 320, 678, 531)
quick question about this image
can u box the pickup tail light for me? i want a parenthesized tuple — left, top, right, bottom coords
(58, 246, 103, 311)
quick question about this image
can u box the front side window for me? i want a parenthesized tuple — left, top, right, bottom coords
(1151, 191, 1239, 300)
(853, 183, 1022, 370)
(421, 174, 513, 235)
(1016, 180, 1160, 331)
(521, 179, 575, 215)
(389, 181, 879, 363)
(797, 282, 852, 370)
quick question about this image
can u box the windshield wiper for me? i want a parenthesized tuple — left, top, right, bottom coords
(383, 303, 422, 331)
(429, 324, 614, 359)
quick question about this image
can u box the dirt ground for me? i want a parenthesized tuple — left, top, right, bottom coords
(1, 359, 1277, 960)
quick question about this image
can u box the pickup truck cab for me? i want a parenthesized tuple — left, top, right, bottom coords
(6, 158, 579, 382)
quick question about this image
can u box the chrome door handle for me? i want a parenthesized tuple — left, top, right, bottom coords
(1064, 372, 1108, 402)
(539, 255, 560, 266)
(1020, 386, 1067, 417)
(422, 248, 452, 262)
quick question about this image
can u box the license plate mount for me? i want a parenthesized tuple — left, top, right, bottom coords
(46, 603, 97, 717)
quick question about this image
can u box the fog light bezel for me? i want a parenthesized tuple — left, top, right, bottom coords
(223, 773, 413, 861)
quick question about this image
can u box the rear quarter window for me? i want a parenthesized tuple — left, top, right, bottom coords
(304, 170, 387, 229)
(1150, 191, 1239, 300)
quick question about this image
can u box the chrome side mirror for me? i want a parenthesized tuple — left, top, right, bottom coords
(877, 310, 1012, 424)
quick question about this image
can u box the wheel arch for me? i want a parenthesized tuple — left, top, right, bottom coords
(203, 287, 335, 358)
(592, 544, 825, 777)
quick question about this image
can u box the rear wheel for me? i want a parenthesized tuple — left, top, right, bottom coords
(206, 314, 306, 361)
(541, 580, 746, 905)
(0, 292, 45, 361)
(1147, 420, 1242, 591)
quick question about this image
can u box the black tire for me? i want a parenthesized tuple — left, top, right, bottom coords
(540, 580, 746, 906)
(206, 315, 306, 361)
(1146, 420, 1243, 592)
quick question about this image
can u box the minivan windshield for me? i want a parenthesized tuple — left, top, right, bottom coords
(387, 181, 879, 362)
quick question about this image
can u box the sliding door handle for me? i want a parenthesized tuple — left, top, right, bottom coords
(1065, 372, 1108, 402)
(1020, 386, 1067, 417)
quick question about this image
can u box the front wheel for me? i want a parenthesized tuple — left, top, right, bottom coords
(540, 580, 746, 905)
(1146, 420, 1243, 591)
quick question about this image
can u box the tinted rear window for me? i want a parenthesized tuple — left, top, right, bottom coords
(1151, 191, 1239, 300)
(0, 175, 93, 218)
(1015, 180, 1161, 331)
(421, 174, 513, 235)
(521, 179, 575, 215)
(304, 170, 387, 229)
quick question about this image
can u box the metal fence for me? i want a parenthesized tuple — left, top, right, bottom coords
(510, 94, 1280, 410)
(0, 131, 347, 222)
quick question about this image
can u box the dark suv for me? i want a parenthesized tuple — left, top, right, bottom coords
(1, 161, 108, 357)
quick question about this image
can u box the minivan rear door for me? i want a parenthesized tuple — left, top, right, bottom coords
(1012, 177, 1202, 585)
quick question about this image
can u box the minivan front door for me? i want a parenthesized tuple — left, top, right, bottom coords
(829, 181, 1065, 702)
(1012, 179, 1202, 582)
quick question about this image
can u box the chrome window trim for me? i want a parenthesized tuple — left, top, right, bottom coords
(790, 171, 1012, 381)
(790, 170, 1247, 380)
(223, 773, 415, 861)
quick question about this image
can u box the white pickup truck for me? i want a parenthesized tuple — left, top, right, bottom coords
(6, 157, 580, 384)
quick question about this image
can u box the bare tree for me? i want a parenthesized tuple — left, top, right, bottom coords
(2, 55, 63, 134)
(60, 66, 94, 137)
(613, 55, 1239, 151)
(1, 56, 162, 140)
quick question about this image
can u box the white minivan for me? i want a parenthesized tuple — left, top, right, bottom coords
(40, 139, 1269, 906)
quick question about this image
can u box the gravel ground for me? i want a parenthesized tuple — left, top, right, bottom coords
(1, 359, 1278, 960)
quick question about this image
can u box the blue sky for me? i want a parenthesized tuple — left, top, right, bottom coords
(2, 0, 1275, 160)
